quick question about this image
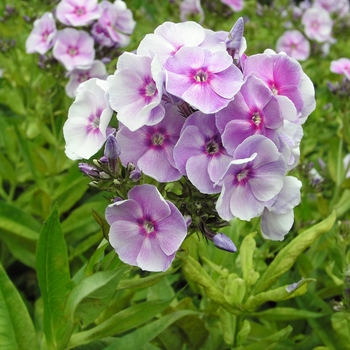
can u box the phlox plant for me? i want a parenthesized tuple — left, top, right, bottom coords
(2, 0, 350, 349)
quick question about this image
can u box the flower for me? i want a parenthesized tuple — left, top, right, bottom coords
(105, 184, 187, 271)
(164, 46, 243, 113)
(215, 74, 283, 155)
(276, 30, 310, 61)
(108, 53, 165, 131)
(301, 7, 333, 43)
(65, 60, 108, 98)
(25, 12, 57, 55)
(215, 135, 287, 221)
(56, 0, 100, 27)
(52, 28, 95, 71)
(173, 111, 233, 194)
(63, 78, 115, 160)
(330, 58, 350, 80)
(180, 0, 204, 23)
(116, 103, 185, 182)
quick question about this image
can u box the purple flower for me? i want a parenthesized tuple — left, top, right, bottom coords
(164, 46, 243, 114)
(261, 176, 302, 240)
(56, 0, 100, 27)
(116, 103, 185, 182)
(63, 78, 115, 160)
(95, 0, 135, 48)
(180, 0, 204, 24)
(276, 30, 310, 61)
(105, 184, 187, 272)
(53, 28, 95, 71)
(215, 135, 287, 221)
(173, 111, 233, 194)
(65, 60, 108, 98)
(330, 58, 350, 80)
(221, 0, 244, 12)
(108, 53, 165, 131)
(301, 7, 333, 43)
(243, 50, 315, 123)
(25, 12, 57, 55)
(216, 75, 283, 155)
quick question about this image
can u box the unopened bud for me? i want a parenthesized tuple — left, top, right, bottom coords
(129, 169, 141, 182)
(79, 163, 99, 178)
(104, 134, 120, 159)
(213, 233, 237, 253)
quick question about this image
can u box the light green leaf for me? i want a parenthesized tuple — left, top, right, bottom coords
(240, 232, 260, 286)
(104, 310, 199, 350)
(68, 298, 175, 348)
(253, 211, 336, 295)
(36, 204, 72, 350)
(244, 279, 315, 311)
(331, 312, 350, 349)
(0, 262, 38, 350)
(250, 307, 326, 321)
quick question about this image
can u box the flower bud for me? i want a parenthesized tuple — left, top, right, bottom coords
(212, 233, 237, 253)
(129, 169, 141, 182)
(104, 134, 121, 159)
(78, 163, 99, 178)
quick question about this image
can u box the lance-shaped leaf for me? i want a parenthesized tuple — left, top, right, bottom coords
(253, 211, 336, 295)
(36, 204, 72, 349)
(68, 297, 175, 348)
(104, 309, 199, 349)
(0, 263, 38, 350)
(243, 278, 315, 312)
(250, 307, 326, 321)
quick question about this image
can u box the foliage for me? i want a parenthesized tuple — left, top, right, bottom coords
(1, 0, 350, 349)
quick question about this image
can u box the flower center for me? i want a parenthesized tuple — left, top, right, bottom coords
(152, 133, 164, 146)
(143, 220, 154, 233)
(75, 7, 86, 16)
(68, 47, 78, 56)
(91, 116, 100, 129)
(78, 72, 90, 83)
(270, 84, 278, 95)
(237, 169, 249, 182)
(145, 81, 157, 96)
(206, 140, 219, 154)
(194, 70, 208, 83)
(42, 31, 49, 42)
(252, 112, 261, 126)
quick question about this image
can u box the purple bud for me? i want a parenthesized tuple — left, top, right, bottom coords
(212, 233, 237, 253)
(99, 155, 109, 164)
(104, 134, 121, 159)
(226, 17, 244, 52)
(78, 163, 99, 177)
(129, 169, 141, 182)
(183, 215, 192, 228)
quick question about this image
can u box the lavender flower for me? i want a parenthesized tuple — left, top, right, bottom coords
(276, 30, 310, 61)
(25, 12, 56, 55)
(105, 184, 187, 271)
(52, 28, 95, 71)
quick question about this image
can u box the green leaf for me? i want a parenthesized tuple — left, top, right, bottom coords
(104, 310, 199, 350)
(253, 211, 336, 295)
(242, 325, 292, 350)
(239, 232, 260, 286)
(244, 279, 315, 311)
(250, 307, 326, 321)
(68, 298, 175, 348)
(57, 267, 128, 346)
(0, 262, 38, 350)
(331, 312, 350, 350)
(91, 209, 110, 241)
(36, 204, 72, 350)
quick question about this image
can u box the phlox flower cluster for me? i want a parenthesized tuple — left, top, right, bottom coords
(25, 0, 135, 98)
(275, 0, 349, 61)
(64, 18, 315, 271)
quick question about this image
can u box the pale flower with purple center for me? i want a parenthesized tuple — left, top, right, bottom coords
(301, 7, 333, 43)
(56, 0, 100, 27)
(108, 52, 165, 131)
(215, 75, 283, 155)
(96, 0, 135, 47)
(173, 111, 233, 194)
(261, 176, 302, 240)
(243, 50, 315, 123)
(52, 28, 95, 71)
(180, 0, 204, 24)
(215, 135, 287, 221)
(105, 184, 187, 272)
(330, 58, 350, 80)
(164, 46, 243, 114)
(116, 103, 185, 183)
(63, 78, 115, 160)
(25, 12, 57, 55)
(65, 60, 108, 98)
(276, 30, 310, 61)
